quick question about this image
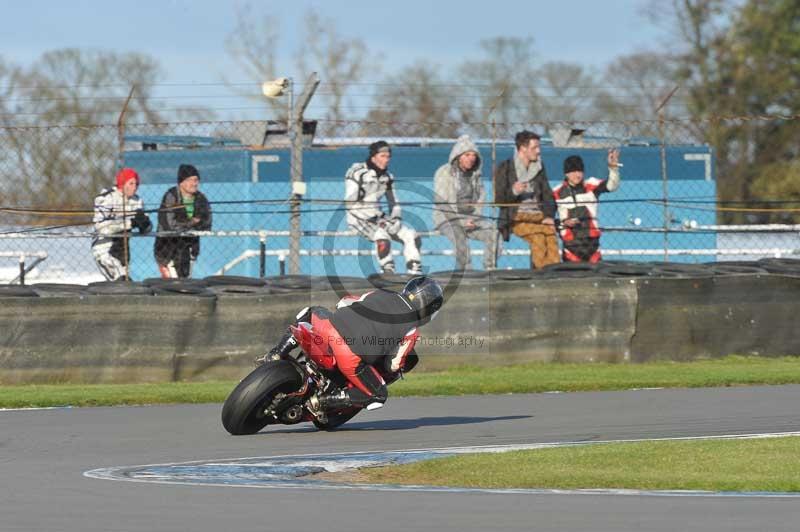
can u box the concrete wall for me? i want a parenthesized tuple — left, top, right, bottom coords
(1, 274, 798, 384)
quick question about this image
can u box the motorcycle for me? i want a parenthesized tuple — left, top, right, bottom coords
(222, 320, 372, 435)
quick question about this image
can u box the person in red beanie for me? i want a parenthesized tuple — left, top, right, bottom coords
(91, 167, 152, 280)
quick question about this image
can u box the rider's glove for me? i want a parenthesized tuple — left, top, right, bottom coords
(132, 209, 152, 234)
(386, 217, 402, 235)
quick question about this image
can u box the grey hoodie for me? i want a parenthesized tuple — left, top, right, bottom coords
(433, 135, 485, 229)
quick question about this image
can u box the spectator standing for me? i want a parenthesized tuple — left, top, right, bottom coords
(433, 135, 499, 270)
(345, 141, 422, 275)
(154, 164, 212, 278)
(91, 168, 152, 280)
(553, 150, 621, 263)
(494, 130, 559, 269)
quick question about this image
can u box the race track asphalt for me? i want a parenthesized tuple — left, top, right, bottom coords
(2, 385, 800, 532)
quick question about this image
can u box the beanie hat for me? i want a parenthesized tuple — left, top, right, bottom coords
(563, 155, 584, 174)
(368, 140, 392, 158)
(115, 168, 139, 189)
(177, 164, 199, 184)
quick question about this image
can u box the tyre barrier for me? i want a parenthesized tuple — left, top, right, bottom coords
(596, 261, 653, 278)
(151, 281, 216, 297)
(366, 272, 419, 288)
(313, 275, 375, 291)
(86, 281, 154, 296)
(203, 275, 267, 287)
(31, 283, 88, 297)
(430, 269, 490, 280)
(707, 263, 769, 276)
(263, 274, 315, 290)
(0, 285, 39, 297)
(647, 263, 714, 279)
(208, 284, 272, 296)
(265, 284, 305, 295)
(539, 262, 601, 279)
(142, 277, 209, 288)
(757, 258, 800, 276)
(487, 268, 536, 281)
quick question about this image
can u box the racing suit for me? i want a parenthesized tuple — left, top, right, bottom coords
(345, 160, 422, 274)
(553, 168, 620, 262)
(91, 187, 151, 280)
(271, 289, 420, 409)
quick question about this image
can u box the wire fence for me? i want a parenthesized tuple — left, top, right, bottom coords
(1, 116, 799, 284)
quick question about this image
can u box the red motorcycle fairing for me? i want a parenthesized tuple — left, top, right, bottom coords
(288, 314, 337, 371)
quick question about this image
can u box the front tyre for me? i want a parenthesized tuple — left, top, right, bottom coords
(221, 361, 303, 435)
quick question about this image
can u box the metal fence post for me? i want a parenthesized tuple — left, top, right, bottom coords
(288, 72, 320, 274)
(656, 86, 680, 262)
(259, 236, 266, 278)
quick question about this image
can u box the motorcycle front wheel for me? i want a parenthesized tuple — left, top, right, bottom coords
(221, 361, 304, 435)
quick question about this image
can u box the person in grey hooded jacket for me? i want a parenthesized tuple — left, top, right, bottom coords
(433, 135, 499, 270)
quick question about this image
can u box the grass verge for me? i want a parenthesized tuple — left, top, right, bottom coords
(2, 355, 800, 408)
(359, 436, 800, 492)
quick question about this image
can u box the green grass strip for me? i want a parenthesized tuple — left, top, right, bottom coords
(2, 355, 800, 408)
(361, 436, 800, 492)
(391, 355, 800, 396)
(0, 381, 235, 408)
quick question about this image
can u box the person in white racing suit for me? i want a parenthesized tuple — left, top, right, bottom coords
(345, 140, 423, 275)
(91, 167, 152, 280)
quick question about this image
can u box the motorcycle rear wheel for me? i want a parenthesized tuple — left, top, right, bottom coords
(221, 361, 304, 435)
(312, 408, 361, 431)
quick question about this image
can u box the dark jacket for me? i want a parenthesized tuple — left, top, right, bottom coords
(330, 289, 418, 365)
(493, 158, 556, 241)
(154, 187, 212, 272)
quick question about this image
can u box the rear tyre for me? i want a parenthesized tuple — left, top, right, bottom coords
(312, 408, 361, 431)
(221, 361, 304, 435)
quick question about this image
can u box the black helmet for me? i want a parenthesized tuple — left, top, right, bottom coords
(401, 276, 443, 325)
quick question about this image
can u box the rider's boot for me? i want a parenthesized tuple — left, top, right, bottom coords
(254, 329, 298, 365)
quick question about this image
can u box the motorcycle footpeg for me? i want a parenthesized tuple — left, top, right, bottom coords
(253, 352, 282, 366)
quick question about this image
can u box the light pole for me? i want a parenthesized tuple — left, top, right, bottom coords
(262, 74, 320, 274)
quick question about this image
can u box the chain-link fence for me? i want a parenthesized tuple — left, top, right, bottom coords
(1, 116, 799, 284)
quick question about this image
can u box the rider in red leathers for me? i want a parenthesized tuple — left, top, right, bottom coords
(259, 276, 444, 411)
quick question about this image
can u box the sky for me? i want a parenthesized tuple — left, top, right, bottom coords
(0, 0, 669, 119)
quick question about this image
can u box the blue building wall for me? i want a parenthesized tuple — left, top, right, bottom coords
(124, 141, 716, 278)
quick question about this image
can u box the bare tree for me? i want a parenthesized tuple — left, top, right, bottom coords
(225, 7, 285, 120)
(530, 61, 601, 122)
(456, 37, 538, 128)
(363, 62, 459, 138)
(226, 6, 372, 133)
(294, 10, 370, 136)
(595, 52, 682, 120)
(0, 49, 180, 219)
